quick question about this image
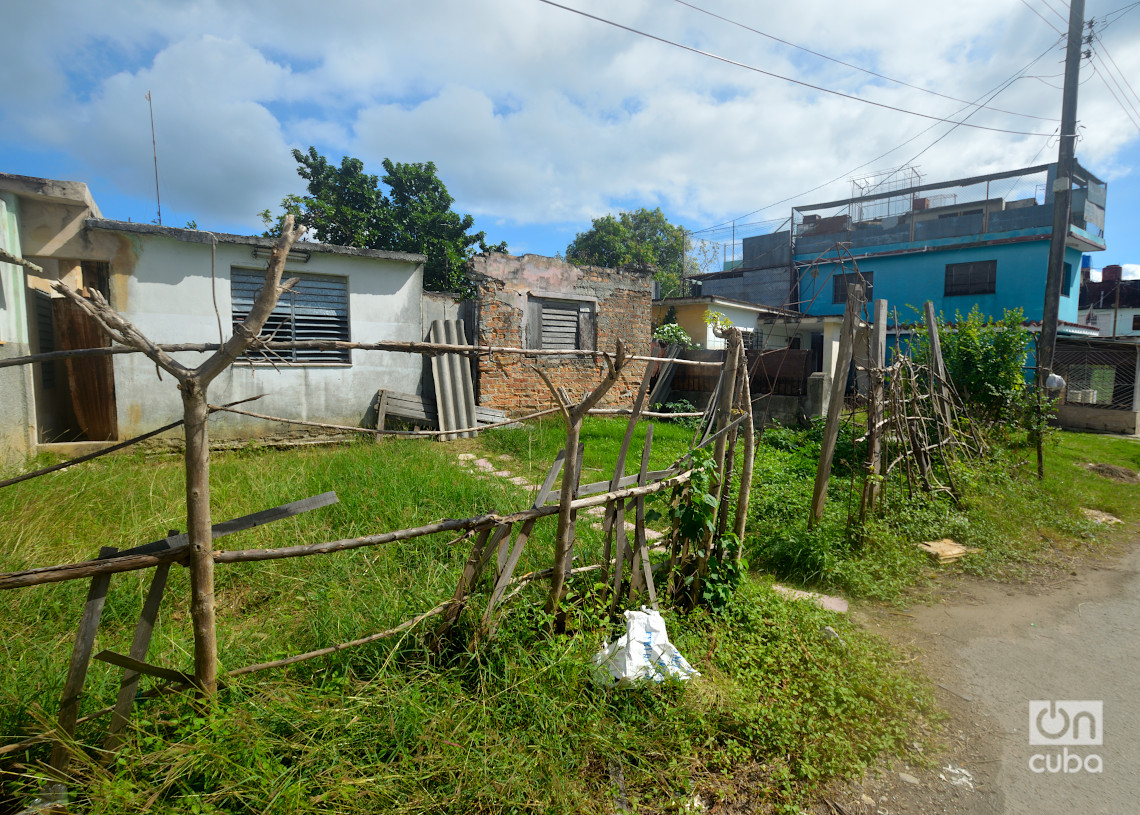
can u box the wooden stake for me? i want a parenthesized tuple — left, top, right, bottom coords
(102, 562, 170, 755)
(810, 284, 864, 525)
(859, 299, 888, 521)
(50, 546, 117, 774)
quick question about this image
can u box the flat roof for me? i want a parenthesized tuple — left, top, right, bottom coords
(653, 294, 801, 318)
(86, 219, 426, 264)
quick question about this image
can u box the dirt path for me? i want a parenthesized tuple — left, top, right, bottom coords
(814, 537, 1140, 815)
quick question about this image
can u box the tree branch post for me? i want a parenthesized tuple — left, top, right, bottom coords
(50, 216, 305, 697)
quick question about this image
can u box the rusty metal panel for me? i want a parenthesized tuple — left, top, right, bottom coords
(53, 297, 118, 441)
(747, 348, 812, 397)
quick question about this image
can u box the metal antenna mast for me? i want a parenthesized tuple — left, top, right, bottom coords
(146, 90, 162, 226)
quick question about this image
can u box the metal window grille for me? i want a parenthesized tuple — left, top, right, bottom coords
(944, 260, 996, 296)
(1054, 341, 1137, 410)
(231, 269, 350, 363)
(832, 272, 872, 304)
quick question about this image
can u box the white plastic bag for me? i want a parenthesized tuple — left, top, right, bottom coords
(592, 607, 700, 687)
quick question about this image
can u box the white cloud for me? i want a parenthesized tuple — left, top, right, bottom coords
(1, 0, 1137, 245)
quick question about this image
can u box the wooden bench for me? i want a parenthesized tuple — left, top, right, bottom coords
(376, 390, 518, 433)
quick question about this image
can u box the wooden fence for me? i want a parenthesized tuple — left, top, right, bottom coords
(0, 223, 753, 784)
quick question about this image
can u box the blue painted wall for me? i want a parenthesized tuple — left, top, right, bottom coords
(796, 232, 1084, 324)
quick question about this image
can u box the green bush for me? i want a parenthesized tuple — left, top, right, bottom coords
(913, 305, 1031, 422)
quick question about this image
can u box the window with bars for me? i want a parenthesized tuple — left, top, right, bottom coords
(231, 269, 350, 363)
(526, 297, 595, 351)
(944, 260, 996, 296)
(832, 272, 872, 304)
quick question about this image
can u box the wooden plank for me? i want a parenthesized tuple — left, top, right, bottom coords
(0, 493, 339, 591)
(375, 389, 390, 435)
(50, 546, 117, 773)
(481, 452, 565, 632)
(102, 562, 171, 754)
(93, 650, 193, 686)
(631, 425, 658, 609)
(811, 283, 864, 524)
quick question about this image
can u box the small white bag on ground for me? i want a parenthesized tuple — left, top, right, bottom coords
(592, 607, 700, 687)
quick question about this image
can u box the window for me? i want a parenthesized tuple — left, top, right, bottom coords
(1062, 262, 1073, 298)
(1132, 314, 1140, 332)
(231, 269, 350, 363)
(526, 297, 595, 350)
(944, 260, 996, 296)
(832, 272, 872, 304)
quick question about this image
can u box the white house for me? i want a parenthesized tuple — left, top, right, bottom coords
(0, 172, 425, 464)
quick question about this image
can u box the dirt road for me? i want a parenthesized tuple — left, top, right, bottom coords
(820, 541, 1140, 814)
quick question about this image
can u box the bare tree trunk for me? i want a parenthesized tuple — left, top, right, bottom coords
(181, 381, 217, 695)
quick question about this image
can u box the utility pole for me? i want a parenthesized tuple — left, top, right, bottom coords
(1037, 0, 1087, 383)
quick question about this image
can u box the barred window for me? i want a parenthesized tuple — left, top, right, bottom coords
(944, 260, 996, 296)
(832, 272, 872, 304)
(231, 269, 350, 363)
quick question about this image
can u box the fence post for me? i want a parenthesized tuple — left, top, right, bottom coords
(811, 284, 864, 525)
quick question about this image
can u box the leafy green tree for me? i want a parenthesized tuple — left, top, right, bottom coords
(261, 147, 505, 291)
(565, 207, 690, 298)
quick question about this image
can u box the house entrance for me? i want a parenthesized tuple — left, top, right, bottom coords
(31, 260, 118, 443)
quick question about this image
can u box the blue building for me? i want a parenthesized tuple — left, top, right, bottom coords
(694, 162, 1106, 343)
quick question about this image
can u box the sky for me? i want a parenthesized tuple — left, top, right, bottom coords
(3, 0, 1140, 277)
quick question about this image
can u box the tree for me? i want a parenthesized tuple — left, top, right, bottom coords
(262, 147, 505, 291)
(565, 207, 690, 298)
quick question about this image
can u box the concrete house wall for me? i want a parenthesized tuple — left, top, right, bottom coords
(0, 193, 36, 465)
(797, 240, 1085, 323)
(86, 221, 425, 440)
(0, 171, 428, 464)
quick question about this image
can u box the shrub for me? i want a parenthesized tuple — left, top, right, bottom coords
(913, 305, 1031, 421)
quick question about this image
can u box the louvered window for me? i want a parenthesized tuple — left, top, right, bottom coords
(527, 297, 595, 351)
(231, 269, 350, 363)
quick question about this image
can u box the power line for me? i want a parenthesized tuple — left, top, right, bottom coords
(691, 35, 1064, 234)
(1091, 33, 1140, 111)
(671, 0, 1057, 121)
(534, 0, 1052, 136)
(1019, 0, 1064, 33)
(1097, 0, 1140, 30)
(1038, 0, 1071, 25)
(1090, 61, 1140, 133)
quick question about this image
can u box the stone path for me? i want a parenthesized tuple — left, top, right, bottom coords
(454, 452, 665, 541)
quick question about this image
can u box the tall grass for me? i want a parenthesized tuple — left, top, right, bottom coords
(0, 419, 931, 813)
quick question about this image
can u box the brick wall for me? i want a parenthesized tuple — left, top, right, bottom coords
(470, 254, 653, 413)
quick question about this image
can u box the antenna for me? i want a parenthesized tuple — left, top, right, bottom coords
(146, 90, 162, 226)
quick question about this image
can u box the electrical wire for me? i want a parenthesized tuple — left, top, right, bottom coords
(671, 0, 1057, 121)
(1037, 0, 1070, 25)
(1090, 61, 1140, 133)
(1018, 0, 1065, 33)
(1091, 33, 1140, 111)
(691, 35, 1064, 234)
(1096, 0, 1140, 31)
(534, 0, 1051, 136)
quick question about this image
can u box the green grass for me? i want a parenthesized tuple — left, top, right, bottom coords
(0, 419, 932, 813)
(747, 420, 1140, 600)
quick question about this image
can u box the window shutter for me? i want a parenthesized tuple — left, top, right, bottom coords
(541, 301, 580, 350)
(231, 269, 350, 363)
